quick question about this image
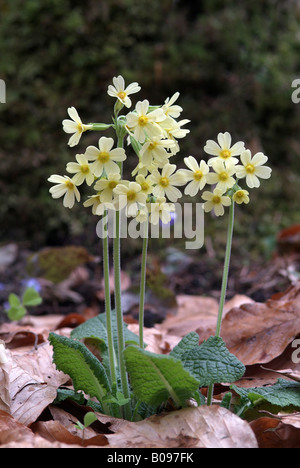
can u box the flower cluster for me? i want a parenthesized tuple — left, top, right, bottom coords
(48, 76, 271, 221)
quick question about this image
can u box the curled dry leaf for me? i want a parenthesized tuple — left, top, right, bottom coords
(218, 281, 300, 366)
(250, 417, 300, 449)
(106, 406, 258, 448)
(0, 342, 69, 426)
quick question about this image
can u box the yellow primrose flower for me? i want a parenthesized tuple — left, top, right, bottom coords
(113, 181, 147, 217)
(235, 150, 272, 188)
(94, 172, 123, 203)
(107, 75, 141, 108)
(136, 207, 149, 224)
(48, 175, 80, 209)
(162, 92, 183, 119)
(126, 99, 166, 143)
(202, 188, 231, 217)
(206, 160, 236, 193)
(135, 174, 154, 196)
(160, 116, 190, 141)
(233, 189, 250, 204)
(66, 154, 94, 186)
(85, 136, 126, 178)
(149, 197, 175, 225)
(62, 107, 93, 147)
(149, 163, 186, 202)
(181, 156, 210, 196)
(140, 136, 176, 167)
(83, 194, 104, 215)
(204, 132, 245, 166)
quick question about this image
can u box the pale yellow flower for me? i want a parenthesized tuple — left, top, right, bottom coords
(66, 154, 94, 186)
(140, 136, 176, 167)
(160, 116, 190, 141)
(85, 136, 126, 178)
(135, 174, 154, 196)
(162, 92, 183, 118)
(94, 173, 122, 203)
(206, 160, 236, 193)
(235, 150, 272, 188)
(181, 156, 210, 196)
(107, 75, 141, 108)
(62, 107, 92, 147)
(233, 189, 250, 204)
(113, 181, 147, 216)
(126, 100, 166, 143)
(149, 163, 186, 202)
(202, 188, 231, 217)
(204, 132, 245, 165)
(83, 194, 104, 215)
(149, 197, 175, 225)
(48, 175, 80, 209)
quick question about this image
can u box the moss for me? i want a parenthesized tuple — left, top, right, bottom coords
(27, 246, 92, 283)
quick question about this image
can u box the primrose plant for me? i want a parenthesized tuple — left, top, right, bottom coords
(48, 76, 272, 420)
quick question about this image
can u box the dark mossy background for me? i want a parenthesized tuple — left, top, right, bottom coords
(0, 0, 299, 257)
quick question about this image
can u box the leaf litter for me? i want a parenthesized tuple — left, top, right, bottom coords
(0, 272, 300, 447)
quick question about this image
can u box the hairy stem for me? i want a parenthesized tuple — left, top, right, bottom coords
(139, 220, 149, 348)
(207, 201, 235, 406)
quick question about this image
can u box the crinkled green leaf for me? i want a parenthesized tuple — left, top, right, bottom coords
(124, 345, 200, 408)
(232, 379, 300, 409)
(71, 312, 140, 351)
(170, 332, 200, 360)
(181, 336, 245, 386)
(49, 332, 111, 409)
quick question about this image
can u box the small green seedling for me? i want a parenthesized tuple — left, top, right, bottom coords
(5, 287, 42, 321)
(75, 411, 98, 443)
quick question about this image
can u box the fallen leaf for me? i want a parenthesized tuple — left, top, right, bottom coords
(106, 406, 258, 448)
(1, 342, 69, 426)
(250, 417, 300, 448)
(218, 281, 300, 365)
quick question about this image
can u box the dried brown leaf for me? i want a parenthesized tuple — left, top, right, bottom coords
(106, 406, 258, 448)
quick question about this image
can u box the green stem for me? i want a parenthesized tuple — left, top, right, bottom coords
(139, 220, 149, 348)
(207, 201, 235, 406)
(113, 134, 131, 420)
(102, 211, 117, 387)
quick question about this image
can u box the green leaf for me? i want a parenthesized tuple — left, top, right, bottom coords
(83, 411, 98, 428)
(180, 336, 245, 386)
(232, 379, 300, 409)
(7, 305, 27, 321)
(48, 332, 111, 409)
(124, 345, 200, 408)
(71, 312, 140, 351)
(22, 287, 42, 307)
(8, 293, 21, 307)
(170, 332, 200, 360)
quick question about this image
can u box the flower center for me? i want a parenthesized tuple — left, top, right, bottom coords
(159, 177, 169, 188)
(141, 182, 149, 191)
(219, 171, 229, 181)
(245, 164, 255, 174)
(220, 149, 231, 159)
(138, 115, 149, 127)
(81, 164, 89, 173)
(148, 142, 157, 150)
(117, 91, 126, 100)
(108, 181, 117, 189)
(127, 190, 137, 201)
(65, 180, 74, 190)
(193, 170, 203, 181)
(212, 195, 221, 204)
(235, 190, 244, 199)
(98, 151, 110, 163)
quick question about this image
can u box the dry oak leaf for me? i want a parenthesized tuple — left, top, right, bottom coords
(106, 406, 258, 448)
(217, 281, 300, 366)
(0, 342, 69, 426)
(250, 417, 300, 449)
